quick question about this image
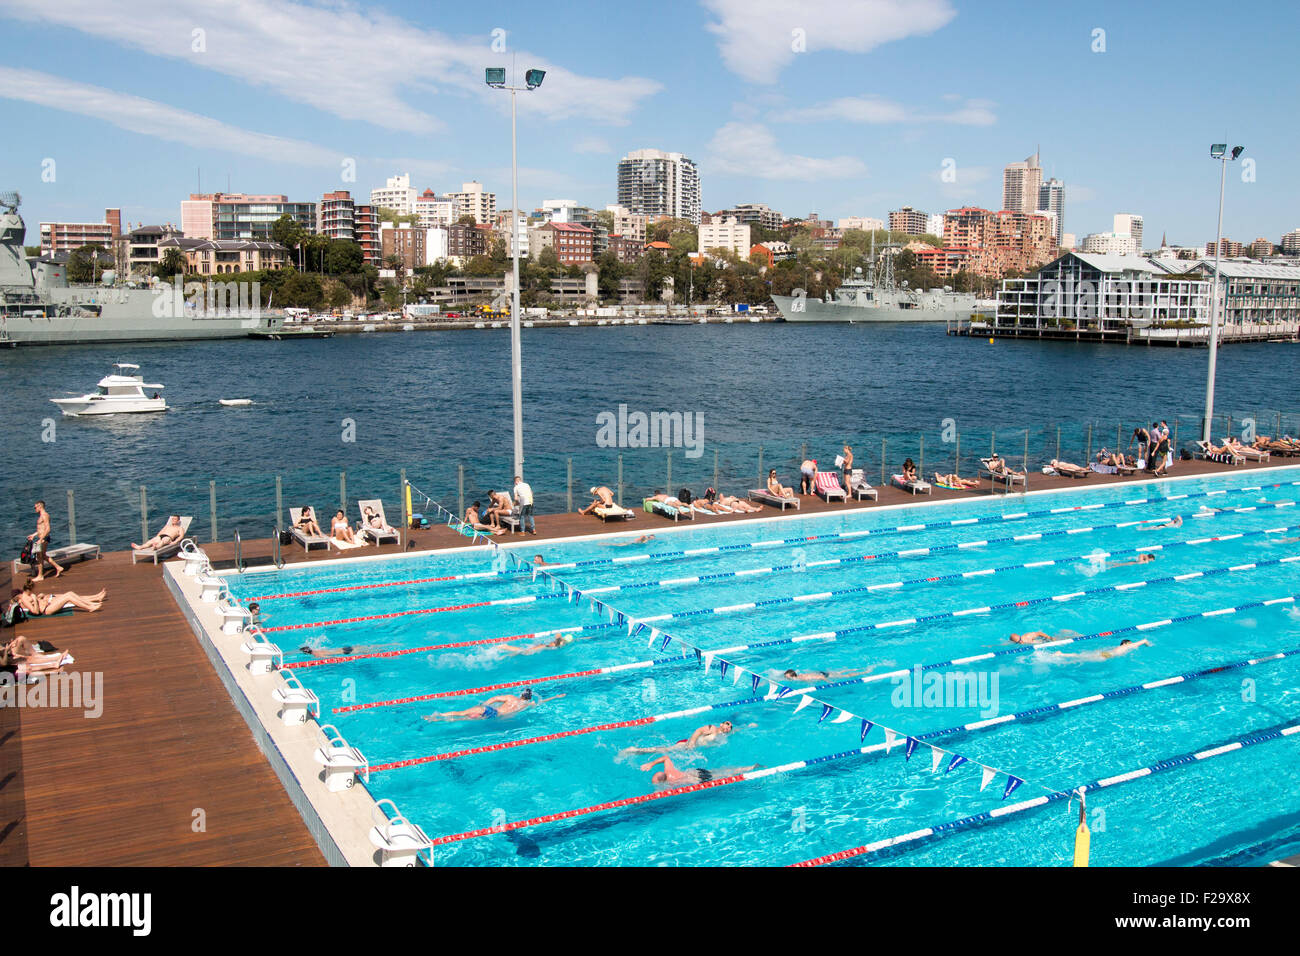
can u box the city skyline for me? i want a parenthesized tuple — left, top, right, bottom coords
(1, 0, 1296, 248)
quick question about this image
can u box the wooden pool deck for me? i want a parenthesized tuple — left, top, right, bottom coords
(2, 455, 1295, 866)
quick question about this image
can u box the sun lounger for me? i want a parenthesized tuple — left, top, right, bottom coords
(593, 504, 636, 522)
(12, 541, 101, 576)
(356, 499, 399, 545)
(1047, 461, 1091, 479)
(1222, 440, 1269, 463)
(1194, 440, 1243, 466)
(748, 488, 800, 510)
(847, 469, 878, 501)
(891, 474, 932, 495)
(131, 516, 193, 564)
(981, 458, 1028, 487)
(644, 497, 694, 521)
(813, 471, 847, 502)
(288, 506, 332, 552)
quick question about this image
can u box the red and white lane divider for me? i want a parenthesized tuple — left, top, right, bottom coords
(260, 592, 555, 634)
(247, 569, 505, 602)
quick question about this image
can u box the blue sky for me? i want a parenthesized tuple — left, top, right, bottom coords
(0, 0, 1294, 248)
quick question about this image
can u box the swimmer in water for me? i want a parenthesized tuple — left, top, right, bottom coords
(1103, 552, 1157, 569)
(499, 632, 577, 656)
(423, 687, 565, 721)
(298, 642, 398, 657)
(1042, 638, 1152, 662)
(603, 534, 657, 547)
(641, 754, 760, 788)
(1147, 515, 1183, 529)
(619, 720, 750, 757)
(779, 666, 873, 682)
(1009, 630, 1074, 645)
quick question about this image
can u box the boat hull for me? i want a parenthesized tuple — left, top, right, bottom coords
(6, 314, 269, 345)
(51, 398, 167, 416)
(771, 295, 982, 323)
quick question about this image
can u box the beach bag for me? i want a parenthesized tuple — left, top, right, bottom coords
(278, 530, 293, 546)
(1136, 458, 1146, 470)
(18, 540, 32, 565)
(2, 603, 26, 627)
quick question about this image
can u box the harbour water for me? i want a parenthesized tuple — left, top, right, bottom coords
(3, 323, 1297, 548)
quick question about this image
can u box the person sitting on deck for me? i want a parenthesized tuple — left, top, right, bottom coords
(901, 458, 919, 483)
(1094, 449, 1131, 469)
(767, 470, 794, 499)
(464, 502, 503, 535)
(579, 486, 615, 516)
(423, 687, 564, 721)
(641, 754, 761, 788)
(935, 472, 980, 489)
(296, 506, 323, 537)
(132, 515, 184, 551)
(17, 582, 104, 615)
(485, 489, 514, 528)
(330, 509, 361, 547)
(362, 506, 398, 535)
(620, 721, 743, 756)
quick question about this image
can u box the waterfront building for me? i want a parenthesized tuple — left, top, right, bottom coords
(181, 193, 316, 241)
(888, 206, 929, 235)
(125, 224, 182, 274)
(369, 174, 418, 216)
(531, 222, 594, 265)
(446, 181, 497, 225)
(39, 209, 120, 255)
(940, 207, 1055, 276)
(1281, 228, 1300, 255)
(925, 213, 945, 239)
(156, 236, 289, 275)
(1206, 238, 1245, 258)
(715, 203, 783, 230)
(447, 222, 491, 261)
(319, 191, 356, 241)
(606, 234, 644, 263)
(616, 149, 701, 225)
(1186, 259, 1300, 325)
(1249, 238, 1275, 258)
(1081, 231, 1138, 256)
(1002, 151, 1043, 215)
(698, 217, 751, 257)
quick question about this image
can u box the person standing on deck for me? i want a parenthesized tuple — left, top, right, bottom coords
(513, 475, 535, 535)
(840, 445, 854, 494)
(27, 500, 62, 582)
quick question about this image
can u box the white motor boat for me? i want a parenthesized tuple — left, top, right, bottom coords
(50, 363, 167, 416)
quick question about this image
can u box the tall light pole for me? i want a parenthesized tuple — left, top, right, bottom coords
(486, 65, 545, 478)
(1202, 143, 1244, 442)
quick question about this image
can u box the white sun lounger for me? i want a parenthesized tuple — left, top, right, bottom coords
(892, 474, 932, 495)
(980, 458, 1027, 487)
(356, 500, 400, 545)
(748, 488, 800, 510)
(848, 469, 878, 501)
(813, 471, 847, 502)
(1221, 439, 1269, 463)
(593, 504, 636, 522)
(288, 506, 332, 552)
(12, 541, 100, 576)
(1194, 441, 1243, 466)
(131, 515, 193, 564)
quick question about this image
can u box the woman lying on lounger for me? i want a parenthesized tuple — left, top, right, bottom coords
(1048, 458, 1089, 478)
(17, 582, 105, 614)
(1094, 450, 1131, 469)
(767, 470, 794, 499)
(1, 635, 73, 677)
(716, 493, 762, 513)
(132, 515, 184, 551)
(297, 506, 323, 536)
(934, 473, 980, 489)
(648, 493, 691, 511)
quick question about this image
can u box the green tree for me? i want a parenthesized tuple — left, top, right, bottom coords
(457, 213, 478, 226)
(279, 270, 325, 309)
(324, 239, 364, 275)
(270, 214, 307, 254)
(66, 243, 108, 283)
(156, 247, 189, 279)
(464, 255, 499, 276)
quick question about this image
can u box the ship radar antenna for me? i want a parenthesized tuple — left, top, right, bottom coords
(0, 191, 20, 213)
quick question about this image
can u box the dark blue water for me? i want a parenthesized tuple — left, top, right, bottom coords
(2, 324, 1296, 549)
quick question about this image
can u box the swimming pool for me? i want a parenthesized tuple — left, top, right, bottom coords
(222, 467, 1300, 866)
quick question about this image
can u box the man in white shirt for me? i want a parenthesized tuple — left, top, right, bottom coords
(513, 475, 535, 535)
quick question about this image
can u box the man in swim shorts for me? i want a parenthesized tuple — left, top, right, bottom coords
(641, 754, 760, 788)
(579, 487, 615, 515)
(619, 721, 740, 757)
(1045, 638, 1151, 662)
(423, 687, 565, 721)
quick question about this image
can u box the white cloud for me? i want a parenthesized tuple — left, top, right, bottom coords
(701, 0, 957, 83)
(775, 95, 996, 126)
(573, 136, 612, 154)
(706, 122, 867, 181)
(930, 163, 992, 201)
(0, 66, 343, 166)
(0, 0, 662, 131)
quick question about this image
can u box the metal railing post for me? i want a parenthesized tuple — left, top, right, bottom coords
(566, 458, 573, 513)
(954, 433, 960, 476)
(209, 480, 217, 543)
(140, 485, 148, 545)
(667, 450, 672, 491)
(1056, 426, 1061, 462)
(617, 454, 623, 507)
(458, 464, 465, 518)
(340, 471, 347, 515)
(67, 489, 76, 546)
(399, 469, 407, 549)
(714, 448, 719, 488)
(880, 438, 886, 488)
(757, 445, 764, 488)
(234, 529, 242, 573)
(1085, 423, 1092, 462)
(1023, 430, 1029, 474)
(919, 434, 924, 479)
(275, 475, 283, 533)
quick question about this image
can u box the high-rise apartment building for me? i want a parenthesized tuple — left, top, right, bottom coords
(1002, 152, 1043, 215)
(318, 190, 380, 265)
(888, 206, 929, 235)
(1037, 178, 1065, 240)
(697, 217, 751, 257)
(446, 182, 496, 225)
(1113, 214, 1144, 253)
(606, 205, 649, 243)
(370, 174, 418, 216)
(414, 189, 458, 228)
(39, 208, 121, 255)
(616, 149, 701, 225)
(714, 203, 782, 230)
(839, 216, 884, 232)
(181, 193, 316, 240)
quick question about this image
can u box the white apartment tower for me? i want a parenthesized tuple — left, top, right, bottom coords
(1113, 213, 1144, 253)
(446, 181, 497, 225)
(1002, 152, 1043, 215)
(1037, 178, 1065, 241)
(616, 149, 702, 225)
(370, 173, 418, 216)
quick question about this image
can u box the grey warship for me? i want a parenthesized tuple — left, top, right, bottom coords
(0, 192, 281, 345)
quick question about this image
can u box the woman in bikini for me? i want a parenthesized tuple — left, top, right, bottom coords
(18, 582, 105, 614)
(767, 470, 793, 499)
(330, 509, 359, 546)
(297, 506, 323, 536)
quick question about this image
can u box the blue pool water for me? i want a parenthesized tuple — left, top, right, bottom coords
(224, 467, 1300, 866)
